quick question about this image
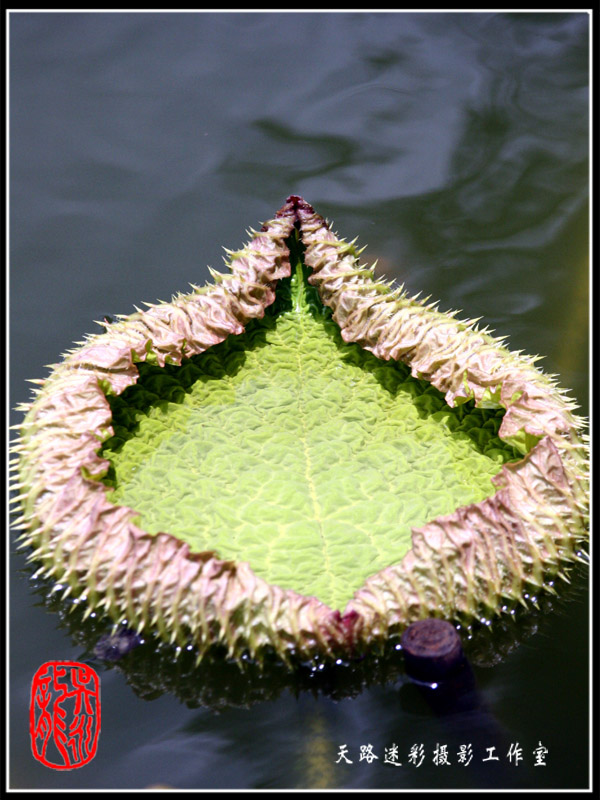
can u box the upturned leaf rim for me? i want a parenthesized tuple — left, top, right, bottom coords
(13, 195, 589, 664)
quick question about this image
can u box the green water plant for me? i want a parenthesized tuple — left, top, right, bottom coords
(11, 196, 588, 665)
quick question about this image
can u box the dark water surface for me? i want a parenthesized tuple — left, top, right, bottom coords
(9, 11, 589, 790)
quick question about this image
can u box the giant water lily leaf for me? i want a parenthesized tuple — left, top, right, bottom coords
(12, 196, 588, 664)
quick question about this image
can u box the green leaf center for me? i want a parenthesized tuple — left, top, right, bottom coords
(101, 242, 519, 610)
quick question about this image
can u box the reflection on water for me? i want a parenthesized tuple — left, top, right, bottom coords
(10, 10, 588, 790)
(13, 558, 590, 790)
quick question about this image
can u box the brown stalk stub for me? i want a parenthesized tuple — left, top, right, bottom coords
(401, 619, 464, 681)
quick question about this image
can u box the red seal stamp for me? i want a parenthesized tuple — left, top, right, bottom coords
(30, 661, 101, 769)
